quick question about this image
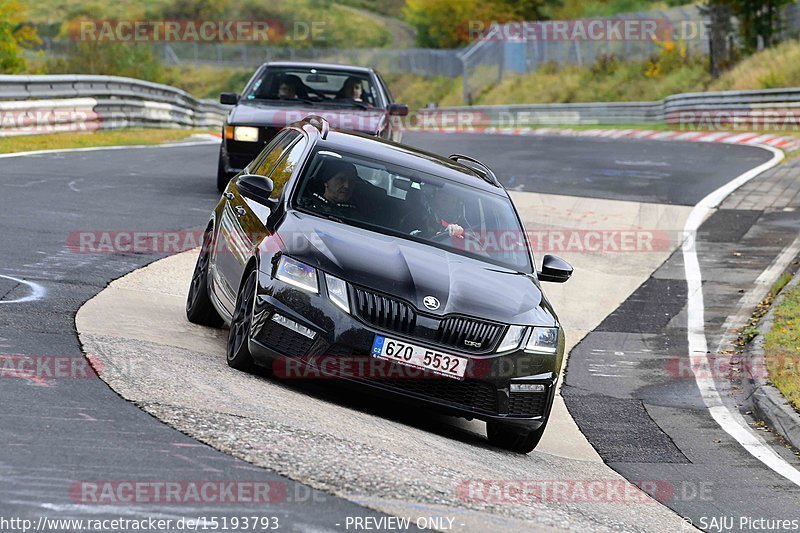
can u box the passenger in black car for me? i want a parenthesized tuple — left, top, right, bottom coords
(403, 186, 473, 239)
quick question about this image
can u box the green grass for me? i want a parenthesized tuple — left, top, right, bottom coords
(0, 128, 214, 154)
(765, 281, 800, 412)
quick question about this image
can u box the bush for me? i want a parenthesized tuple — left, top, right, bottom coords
(0, 0, 40, 73)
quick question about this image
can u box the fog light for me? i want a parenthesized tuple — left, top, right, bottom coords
(271, 314, 316, 339)
(510, 383, 546, 393)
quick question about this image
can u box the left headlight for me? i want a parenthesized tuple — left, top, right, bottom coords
(233, 126, 259, 142)
(325, 273, 350, 313)
(275, 256, 318, 294)
(525, 326, 559, 354)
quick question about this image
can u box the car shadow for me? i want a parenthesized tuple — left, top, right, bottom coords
(250, 362, 503, 453)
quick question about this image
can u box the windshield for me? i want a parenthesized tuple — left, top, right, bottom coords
(292, 149, 532, 272)
(244, 67, 383, 108)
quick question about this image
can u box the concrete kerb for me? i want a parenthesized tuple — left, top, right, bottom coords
(747, 265, 800, 451)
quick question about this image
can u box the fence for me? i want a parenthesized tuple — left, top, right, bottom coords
(0, 75, 228, 136)
(427, 87, 800, 129)
(2, 75, 800, 137)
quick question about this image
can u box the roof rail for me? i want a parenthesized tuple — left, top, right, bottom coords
(448, 154, 501, 187)
(303, 115, 330, 139)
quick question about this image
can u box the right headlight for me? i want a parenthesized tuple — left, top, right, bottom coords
(525, 326, 559, 354)
(497, 325, 526, 352)
(275, 256, 318, 294)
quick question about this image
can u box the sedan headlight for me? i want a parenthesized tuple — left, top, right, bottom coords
(325, 273, 350, 313)
(233, 126, 259, 142)
(497, 325, 525, 352)
(275, 256, 318, 294)
(525, 326, 559, 354)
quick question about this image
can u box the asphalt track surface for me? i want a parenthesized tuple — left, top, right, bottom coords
(0, 132, 792, 531)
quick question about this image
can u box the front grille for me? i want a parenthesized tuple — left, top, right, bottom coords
(437, 316, 504, 352)
(375, 378, 498, 414)
(350, 286, 504, 353)
(508, 392, 547, 417)
(352, 287, 416, 334)
(257, 318, 314, 357)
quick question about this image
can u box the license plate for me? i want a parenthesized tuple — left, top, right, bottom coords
(371, 335, 468, 380)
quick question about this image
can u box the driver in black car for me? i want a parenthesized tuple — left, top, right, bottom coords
(304, 160, 361, 218)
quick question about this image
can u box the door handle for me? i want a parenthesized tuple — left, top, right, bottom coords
(234, 206, 247, 217)
(223, 192, 234, 200)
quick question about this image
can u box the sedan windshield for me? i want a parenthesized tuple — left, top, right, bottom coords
(244, 67, 382, 108)
(292, 149, 533, 272)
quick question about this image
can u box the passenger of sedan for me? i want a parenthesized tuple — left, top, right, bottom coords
(404, 187, 469, 238)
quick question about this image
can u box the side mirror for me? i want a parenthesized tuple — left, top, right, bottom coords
(538, 254, 573, 283)
(220, 92, 240, 105)
(237, 174, 274, 204)
(388, 103, 409, 116)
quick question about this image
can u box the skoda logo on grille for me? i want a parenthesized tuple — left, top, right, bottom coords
(423, 296, 440, 310)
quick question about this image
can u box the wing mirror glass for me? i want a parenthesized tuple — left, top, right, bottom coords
(236, 174, 274, 205)
(538, 254, 573, 283)
(220, 92, 240, 105)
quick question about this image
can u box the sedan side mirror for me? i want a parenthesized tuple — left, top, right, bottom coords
(388, 103, 409, 116)
(220, 92, 240, 105)
(237, 174, 274, 204)
(538, 254, 573, 283)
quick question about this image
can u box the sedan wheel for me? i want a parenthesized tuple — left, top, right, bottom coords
(186, 228, 223, 327)
(227, 269, 257, 371)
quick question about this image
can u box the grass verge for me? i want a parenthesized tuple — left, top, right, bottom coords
(0, 128, 216, 155)
(765, 279, 800, 412)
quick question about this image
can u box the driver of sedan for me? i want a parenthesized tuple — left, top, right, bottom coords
(305, 160, 361, 217)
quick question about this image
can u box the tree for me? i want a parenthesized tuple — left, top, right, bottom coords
(0, 0, 40, 73)
(718, 0, 793, 53)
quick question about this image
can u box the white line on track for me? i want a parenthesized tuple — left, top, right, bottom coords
(0, 274, 46, 303)
(683, 144, 800, 486)
(0, 138, 218, 160)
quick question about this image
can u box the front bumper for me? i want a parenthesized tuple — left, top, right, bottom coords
(248, 270, 562, 430)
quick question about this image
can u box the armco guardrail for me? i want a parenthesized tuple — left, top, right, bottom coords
(430, 87, 800, 129)
(0, 75, 229, 136)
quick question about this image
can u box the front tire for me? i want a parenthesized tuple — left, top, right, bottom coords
(487, 419, 548, 454)
(217, 148, 233, 192)
(226, 269, 257, 372)
(186, 227, 224, 327)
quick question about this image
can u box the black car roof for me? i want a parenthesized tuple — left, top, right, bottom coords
(260, 62, 375, 75)
(312, 129, 507, 195)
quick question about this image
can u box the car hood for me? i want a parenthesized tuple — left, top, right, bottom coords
(275, 212, 557, 326)
(230, 101, 387, 134)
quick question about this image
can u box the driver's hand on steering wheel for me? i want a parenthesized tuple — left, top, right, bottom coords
(446, 223, 464, 238)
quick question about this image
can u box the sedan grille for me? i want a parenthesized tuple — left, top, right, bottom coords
(352, 287, 416, 334)
(351, 287, 504, 353)
(508, 392, 547, 417)
(374, 378, 499, 414)
(437, 317, 504, 352)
